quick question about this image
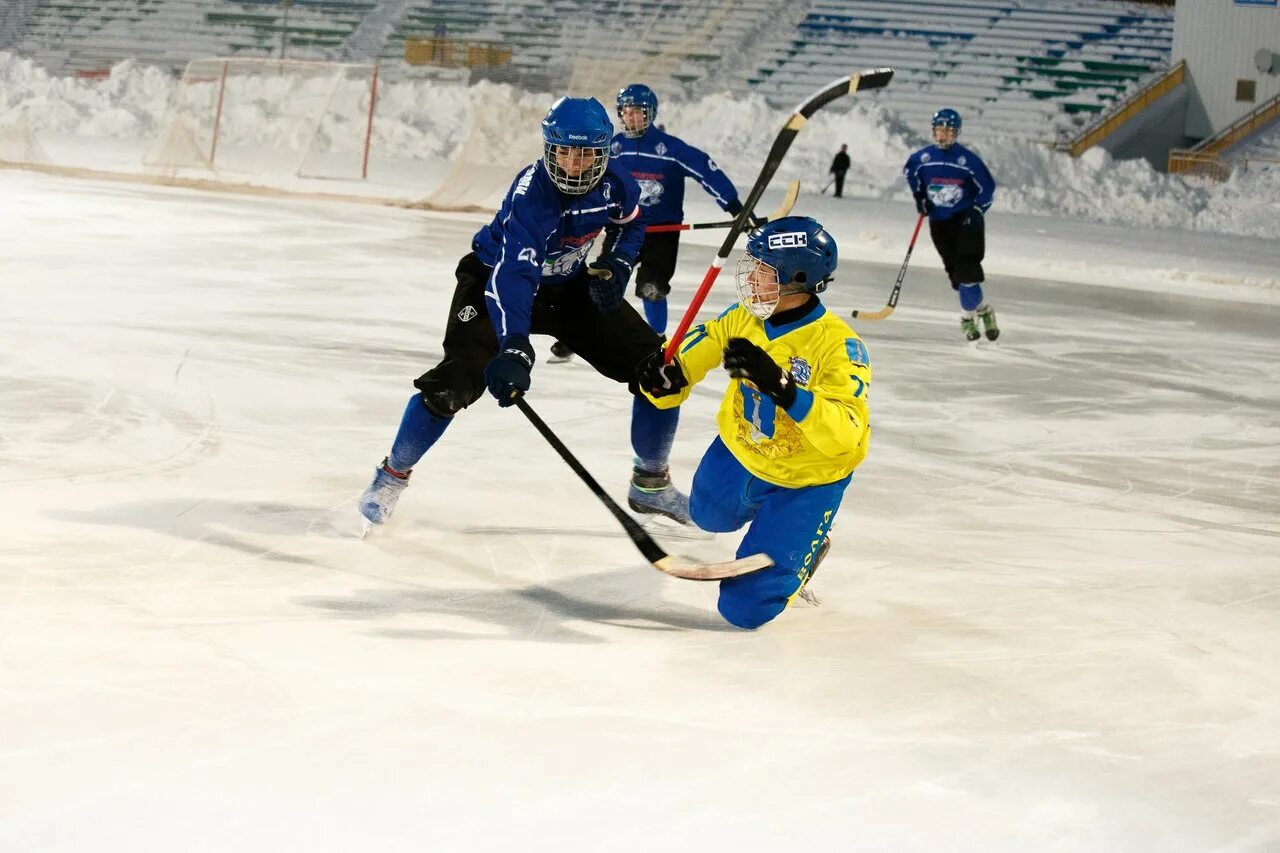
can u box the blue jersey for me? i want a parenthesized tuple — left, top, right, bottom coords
(903, 143, 996, 222)
(471, 160, 644, 339)
(609, 125, 740, 225)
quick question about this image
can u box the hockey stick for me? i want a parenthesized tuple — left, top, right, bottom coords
(663, 67, 894, 362)
(644, 179, 801, 233)
(850, 213, 925, 321)
(819, 178, 834, 195)
(513, 396, 772, 581)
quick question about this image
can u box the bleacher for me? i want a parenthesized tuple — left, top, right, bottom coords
(744, 0, 1174, 140)
(8, 0, 379, 75)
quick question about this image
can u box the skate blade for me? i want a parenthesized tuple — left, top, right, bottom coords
(360, 518, 381, 540)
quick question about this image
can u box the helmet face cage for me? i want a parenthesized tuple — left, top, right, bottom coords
(617, 85, 657, 138)
(543, 143, 609, 195)
(931, 108, 961, 148)
(736, 255, 782, 320)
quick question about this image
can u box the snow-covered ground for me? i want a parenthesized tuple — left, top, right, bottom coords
(2, 52, 1280, 852)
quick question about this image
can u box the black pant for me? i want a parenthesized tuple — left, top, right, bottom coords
(928, 208, 986, 288)
(414, 253, 665, 416)
(831, 170, 847, 197)
(633, 231, 680, 301)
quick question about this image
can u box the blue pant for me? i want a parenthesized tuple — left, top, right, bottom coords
(690, 437, 851, 629)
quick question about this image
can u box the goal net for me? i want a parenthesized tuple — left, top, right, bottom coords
(146, 58, 378, 181)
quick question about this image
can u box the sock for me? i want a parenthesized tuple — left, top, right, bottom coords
(386, 394, 452, 474)
(643, 297, 668, 334)
(630, 395, 678, 473)
(958, 282, 985, 313)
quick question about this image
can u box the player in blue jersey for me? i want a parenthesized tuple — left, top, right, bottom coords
(358, 97, 691, 530)
(636, 217, 872, 629)
(549, 84, 755, 362)
(903, 108, 1000, 342)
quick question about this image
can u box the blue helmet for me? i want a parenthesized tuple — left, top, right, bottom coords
(616, 83, 658, 138)
(540, 96, 612, 194)
(931, 108, 961, 148)
(737, 216, 838, 318)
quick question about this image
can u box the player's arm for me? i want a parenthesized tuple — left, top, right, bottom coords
(486, 182, 555, 340)
(638, 305, 738, 408)
(969, 152, 996, 213)
(674, 138, 740, 213)
(602, 172, 645, 263)
(785, 335, 871, 459)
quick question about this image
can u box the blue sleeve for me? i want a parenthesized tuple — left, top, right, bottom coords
(903, 152, 923, 197)
(969, 152, 996, 212)
(485, 171, 557, 340)
(671, 137, 739, 211)
(603, 170, 645, 264)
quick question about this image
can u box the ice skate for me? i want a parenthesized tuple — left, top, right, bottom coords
(797, 535, 831, 606)
(977, 305, 1000, 341)
(359, 458, 410, 529)
(960, 315, 981, 342)
(548, 341, 574, 364)
(627, 466, 692, 525)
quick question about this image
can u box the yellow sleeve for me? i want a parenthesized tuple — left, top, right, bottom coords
(641, 303, 744, 409)
(781, 327, 871, 458)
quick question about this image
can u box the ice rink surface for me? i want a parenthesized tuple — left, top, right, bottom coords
(2, 172, 1278, 852)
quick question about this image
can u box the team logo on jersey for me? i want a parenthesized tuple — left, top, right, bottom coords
(654, 142, 667, 156)
(610, 141, 621, 155)
(602, 181, 611, 201)
(542, 241, 594, 277)
(921, 152, 932, 163)
(788, 357, 812, 385)
(457, 305, 478, 322)
(958, 155, 967, 166)
(767, 231, 807, 249)
(927, 181, 964, 207)
(637, 178, 664, 207)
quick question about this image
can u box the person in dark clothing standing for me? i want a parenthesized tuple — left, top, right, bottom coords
(828, 144, 851, 197)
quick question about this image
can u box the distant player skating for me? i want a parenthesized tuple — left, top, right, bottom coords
(903, 108, 1000, 342)
(549, 83, 756, 362)
(636, 216, 871, 628)
(359, 97, 691, 531)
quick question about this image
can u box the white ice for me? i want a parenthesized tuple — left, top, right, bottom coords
(1, 171, 1279, 852)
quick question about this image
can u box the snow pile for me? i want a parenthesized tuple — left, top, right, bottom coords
(2, 52, 1278, 240)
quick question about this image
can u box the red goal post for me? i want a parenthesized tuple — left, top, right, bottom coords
(147, 57, 379, 180)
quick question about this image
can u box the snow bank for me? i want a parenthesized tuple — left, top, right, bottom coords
(2, 52, 1278, 240)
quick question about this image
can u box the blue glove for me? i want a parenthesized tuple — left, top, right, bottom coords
(586, 254, 632, 311)
(484, 334, 534, 407)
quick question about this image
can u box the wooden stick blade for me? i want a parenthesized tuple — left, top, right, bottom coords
(768, 179, 801, 222)
(653, 551, 774, 581)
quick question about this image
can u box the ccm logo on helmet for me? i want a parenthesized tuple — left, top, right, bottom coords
(767, 232, 808, 249)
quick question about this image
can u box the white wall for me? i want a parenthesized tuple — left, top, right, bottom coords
(1174, 0, 1280, 138)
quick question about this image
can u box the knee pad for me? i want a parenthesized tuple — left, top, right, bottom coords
(414, 385, 470, 418)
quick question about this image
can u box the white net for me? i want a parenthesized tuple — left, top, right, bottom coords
(145, 58, 378, 181)
(0, 109, 51, 166)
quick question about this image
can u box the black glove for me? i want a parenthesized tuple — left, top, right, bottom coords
(586, 254, 632, 311)
(959, 207, 983, 228)
(723, 338, 796, 409)
(484, 334, 534, 407)
(636, 348, 689, 398)
(914, 195, 935, 216)
(726, 199, 764, 229)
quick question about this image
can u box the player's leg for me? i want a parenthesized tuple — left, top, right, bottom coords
(633, 231, 680, 334)
(687, 436, 758, 533)
(929, 217, 978, 340)
(535, 281, 690, 523)
(359, 253, 495, 525)
(715, 473, 851, 629)
(955, 209, 997, 340)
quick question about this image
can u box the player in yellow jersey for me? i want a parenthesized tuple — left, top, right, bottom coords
(636, 216, 871, 628)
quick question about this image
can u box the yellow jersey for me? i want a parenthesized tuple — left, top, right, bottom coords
(646, 300, 871, 488)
